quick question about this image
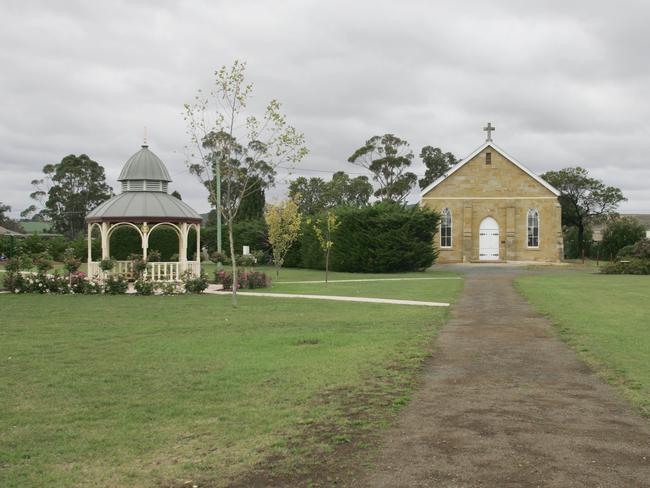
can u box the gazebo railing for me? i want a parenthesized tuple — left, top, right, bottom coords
(87, 260, 201, 281)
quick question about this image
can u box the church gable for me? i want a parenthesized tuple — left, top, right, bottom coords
(421, 143, 559, 199)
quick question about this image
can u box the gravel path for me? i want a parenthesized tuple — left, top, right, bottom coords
(358, 265, 650, 487)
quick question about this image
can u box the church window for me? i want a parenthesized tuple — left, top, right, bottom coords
(527, 209, 539, 247)
(485, 152, 492, 165)
(440, 208, 452, 248)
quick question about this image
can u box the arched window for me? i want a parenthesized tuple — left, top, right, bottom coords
(527, 209, 539, 247)
(440, 208, 452, 248)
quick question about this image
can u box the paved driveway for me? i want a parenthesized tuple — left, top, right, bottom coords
(359, 264, 650, 487)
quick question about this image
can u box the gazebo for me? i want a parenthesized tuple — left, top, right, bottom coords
(85, 143, 203, 281)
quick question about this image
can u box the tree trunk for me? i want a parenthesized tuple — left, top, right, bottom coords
(577, 221, 585, 262)
(228, 223, 237, 308)
(325, 249, 329, 285)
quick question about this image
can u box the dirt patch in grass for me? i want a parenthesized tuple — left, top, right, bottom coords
(234, 362, 425, 487)
(159, 350, 433, 488)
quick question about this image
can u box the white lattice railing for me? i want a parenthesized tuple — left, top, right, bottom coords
(148, 261, 180, 281)
(87, 261, 100, 278)
(87, 260, 201, 281)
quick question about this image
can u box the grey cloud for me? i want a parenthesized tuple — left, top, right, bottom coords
(1, 0, 649, 218)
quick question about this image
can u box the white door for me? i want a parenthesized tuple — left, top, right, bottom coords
(479, 217, 500, 261)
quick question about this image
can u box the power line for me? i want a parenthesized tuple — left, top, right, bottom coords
(173, 164, 428, 178)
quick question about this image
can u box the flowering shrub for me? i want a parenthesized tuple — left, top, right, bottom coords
(104, 274, 129, 295)
(4, 255, 31, 273)
(2, 256, 28, 292)
(134, 278, 155, 295)
(182, 271, 208, 294)
(215, 270, 234, 289)
(238, 254, 256, 268)
(69, 272, 89, 294)
(2, 270, 25, 293)
(129, 254, 148, 278)
(99, 258, 115, 271)
(215, 270, 270, 290)
(147, 250, 161, 262)
(13, 271, 66, 294)
(157, 281, 183, 295)
(633, 238, 650, 259)
(81, 278, 102, 294)
(210, 251, 230, 265)
(241, 271, 270, 289)
(33, 253, 53, 273)
(601, 258, 650, 275)
(63, 248, 81, 276)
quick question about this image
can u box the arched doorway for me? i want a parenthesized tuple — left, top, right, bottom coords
(479, 217, 499, 261)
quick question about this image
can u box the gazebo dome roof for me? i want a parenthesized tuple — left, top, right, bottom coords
(85, 191, 202, 223)
(85, 144, 202, 223)
(118, 145, 172, 182)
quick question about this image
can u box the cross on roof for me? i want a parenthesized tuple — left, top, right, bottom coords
(483, 122, 495, 142)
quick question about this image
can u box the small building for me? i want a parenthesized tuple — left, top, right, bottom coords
(420, 126, 563, 263)
(0, 225, 24, 237)
(592, 214, 650, 242)
(85, 143, 203, 280)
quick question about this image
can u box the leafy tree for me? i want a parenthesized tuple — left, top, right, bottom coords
(237, 176, 266, 221)
(288, 171, 373, 215)
(541, 167, 625, 257)
(0, 202, 22, 232)
(265, 198, 302, 277)
(288, 176, 329, 215)
(348, 134, 417, 203)
(600, 217, 646, 260)
(418, 146, 458, 190)
(327, 171, 373, 207)
(309, 211, 340, 284)
(31, 155, 113, 238)
(184, 60, 308, 306)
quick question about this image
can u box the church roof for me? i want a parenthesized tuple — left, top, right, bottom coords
(118, 145, 172, 182)
(419, 141, 561, 197)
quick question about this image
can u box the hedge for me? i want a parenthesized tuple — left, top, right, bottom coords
(202, 218, 270, 258)
(108, 226, 198, 261)
(284, 203, 440, 273)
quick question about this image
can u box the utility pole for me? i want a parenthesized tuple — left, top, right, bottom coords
(213, 157, 222, 253)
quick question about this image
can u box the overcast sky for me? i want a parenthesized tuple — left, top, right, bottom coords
(2, 0, 649, 218)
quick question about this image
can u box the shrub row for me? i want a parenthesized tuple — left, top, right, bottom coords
(108, 226, 199, 261)
(202, 218, 270, 259)
(4, 271, 104, 294)
(0, 234, 99, 261)
(601, 258, 650, 275)
(601, 238, 650, 275)
(3, 270, 209, 295)
(284, 203, 439, 273)
(215, 270, 270, 290)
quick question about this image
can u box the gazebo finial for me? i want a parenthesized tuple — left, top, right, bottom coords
(142, 126, 148, 148)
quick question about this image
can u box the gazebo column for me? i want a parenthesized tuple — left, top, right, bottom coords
(101, 222, 110, 259)
(179, 222, 188, 276)
(87, 223, 93, 266)
(141, 222, 149, 260)
(195, 223, 201, 265)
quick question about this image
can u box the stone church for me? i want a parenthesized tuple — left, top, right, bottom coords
(420, 125, 563, 263)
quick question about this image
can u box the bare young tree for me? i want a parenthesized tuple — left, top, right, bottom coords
(184, 61, 308, 306)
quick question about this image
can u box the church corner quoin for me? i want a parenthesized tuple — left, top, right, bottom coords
(420, 139, 563, 263)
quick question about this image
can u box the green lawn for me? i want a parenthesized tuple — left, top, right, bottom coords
(516, 271, 650, 414)
(0, 268, 462, 487)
